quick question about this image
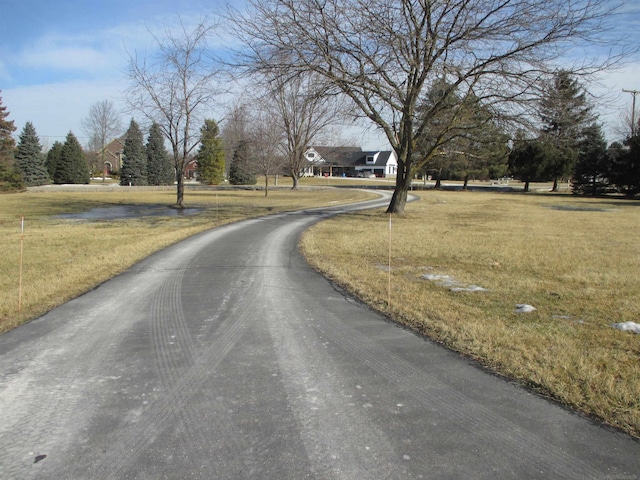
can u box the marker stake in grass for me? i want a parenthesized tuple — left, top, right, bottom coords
(388, 213, 392, 308)
(18, 216, 24, 312)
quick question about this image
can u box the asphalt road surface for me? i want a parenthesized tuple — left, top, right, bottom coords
(1, 192, 638, 479)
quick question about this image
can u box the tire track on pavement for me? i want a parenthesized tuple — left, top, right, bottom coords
(257, 218, 413, 479)
(89, 274, 264, 479)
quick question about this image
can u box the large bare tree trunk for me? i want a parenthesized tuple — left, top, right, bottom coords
(176, 174, 185, 208)
(386, 159, 411, 214)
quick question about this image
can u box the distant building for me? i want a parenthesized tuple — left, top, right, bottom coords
(304, 146, 398, 178)
(184, 158, 198, 179)
(97, 137, 125, 176)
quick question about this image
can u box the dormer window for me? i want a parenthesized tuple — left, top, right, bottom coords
(365, 152, 380, 164)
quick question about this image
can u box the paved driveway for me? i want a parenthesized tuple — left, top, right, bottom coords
(1, 193, 638, 479)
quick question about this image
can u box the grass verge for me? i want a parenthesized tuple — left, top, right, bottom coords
(300, 190, 640, 438)
(0, 186, 374, 334)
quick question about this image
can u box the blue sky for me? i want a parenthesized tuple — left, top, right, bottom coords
(1, 0, 639, 150)
(1, 0, 235, 147)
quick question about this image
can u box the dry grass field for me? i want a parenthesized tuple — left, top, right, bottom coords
(300, 190, 640, 438)
(0, 186, 373, 334)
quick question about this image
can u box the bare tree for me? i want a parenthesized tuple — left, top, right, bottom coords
(246, 109, 287, 196)
(126, 18, 224, 207)
(81, 100, 122, 178)
(262, 72, 350, 189)
(234, 0, 628, 213)
(221, 101, 251, 177)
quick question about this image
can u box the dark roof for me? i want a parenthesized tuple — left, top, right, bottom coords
(309, 146, 363, 165)
(357, 151, 394, 167)
(101, 137, 125, 159)
(308, 146, 395, 167)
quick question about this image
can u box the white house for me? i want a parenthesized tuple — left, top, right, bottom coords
(304, 146, 398, 178)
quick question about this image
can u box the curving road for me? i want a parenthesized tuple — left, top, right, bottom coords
(1, 192, 638, 479)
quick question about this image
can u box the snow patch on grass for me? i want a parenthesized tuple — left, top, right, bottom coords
(422, 273, 487, 293)
(515, 304, 536, 313)
(611, 321, 640, 334)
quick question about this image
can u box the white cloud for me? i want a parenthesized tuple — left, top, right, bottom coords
(11, 14, 234, 80)
(13, 24, 140, 79)
(2, 12, 245, 150)
(18, 41, 114, 75)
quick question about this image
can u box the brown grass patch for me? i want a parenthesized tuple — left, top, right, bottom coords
(0, 186, 374, 333)
(300, 190, 640, 437)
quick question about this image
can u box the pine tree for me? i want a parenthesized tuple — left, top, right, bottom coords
(572, 123, 609, 196)
(120, 119, 147, 186)
(196, 119, 225, 185)
(228, 141, 256, 185)
(15, 122, 50, 186)
(55, 132, 90, 184)
(508, 135, 550, 192)
(608, 129, 640, 198)
(0, 92, 16, 167)
(416, 81, 508, 187)
(46, 141, 63, 179)
(539, 71, 594, 191)
(146, 122, 174, 185)
(0, 92, 23, 191)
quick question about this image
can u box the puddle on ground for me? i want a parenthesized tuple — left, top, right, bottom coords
(57, 205, 201, 220)
(548, 205, 614, 212)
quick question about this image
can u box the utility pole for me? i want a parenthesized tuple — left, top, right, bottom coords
(622, 89, 640, 137)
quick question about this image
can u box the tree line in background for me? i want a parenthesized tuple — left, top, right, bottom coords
(1, 1, 638, 205)
(508, 71, 640, 197)
(2, 69, 638, 199)
(3, 71, 639, 198)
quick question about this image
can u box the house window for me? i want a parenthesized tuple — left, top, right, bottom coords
(366, 155, 375, 164)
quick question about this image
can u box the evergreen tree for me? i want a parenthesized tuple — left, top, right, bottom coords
(46, 141, 63, 179)
(0, 92, 23, 191)
(508, 135, 550, 192)
(196, 119, 225, 185)
(608, 132, 640, 198)
(228, 141, 256, 185)
(15, 122, 50, 186)
(120, 119, 147, 186)
(0, 92, 16, 167)
(221, 103, 250, 179)
(539, 71, 594, 191)
(146, 122, 174, 185)
(55, 132, 90, 184)
(415, 81, 508, 187)
(572, 123, 610, 196)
